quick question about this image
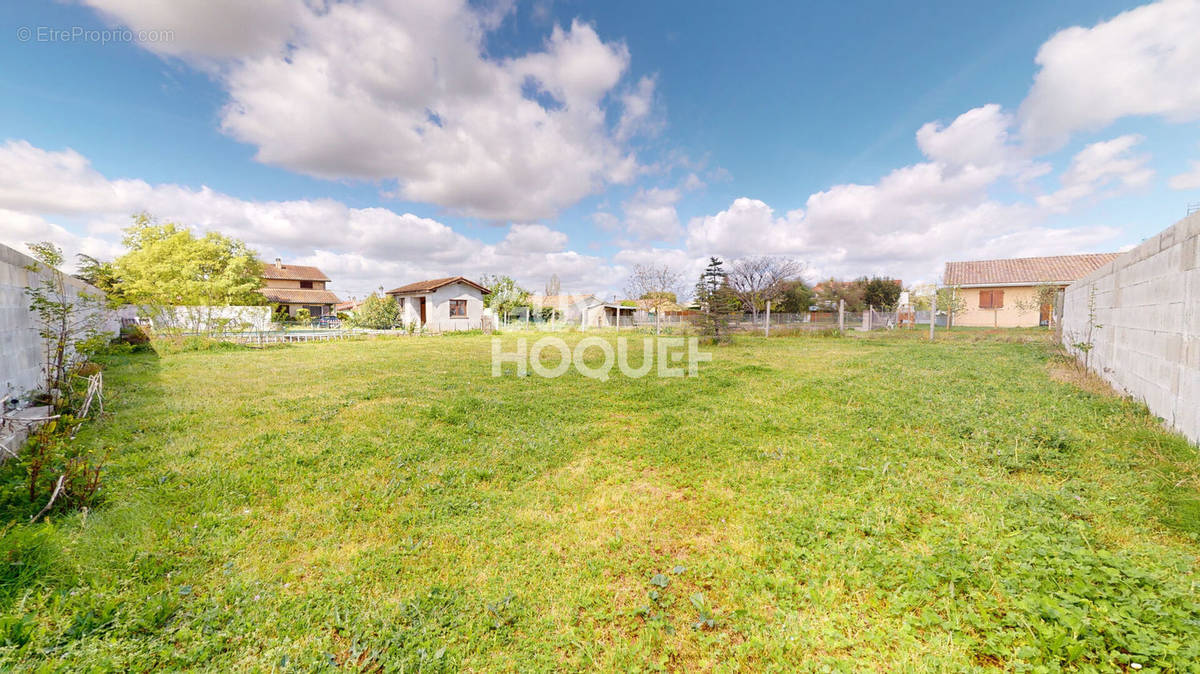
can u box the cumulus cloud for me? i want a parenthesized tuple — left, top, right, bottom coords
(1037, 135, 1154, 211)
(0, 141, 624, 299)
(681, 109, 1128, 281)
(917, 104, 1015, 170)
(1019, 0, 1200, 149)
(621, 188, 682, 241)
(86, 0, 652, 221)
(58, 0, 1200, 291)
(686, 198, 807, 261)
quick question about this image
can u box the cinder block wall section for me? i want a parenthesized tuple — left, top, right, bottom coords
(1061, 212, 1200, 444)
(1, 243, 111, 399)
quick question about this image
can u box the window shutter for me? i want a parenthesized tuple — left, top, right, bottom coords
(994, 289, 1004, 308)
(979, 290, 990, 309)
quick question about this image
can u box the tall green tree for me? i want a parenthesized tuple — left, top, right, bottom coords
(479, 274, 529, 322)
(74, 254, 124, 306)
(692, 257, 739, 343)
(774, 280, 814, 313)
(113, 214, 264, 307)
(861, 277, 901, 310)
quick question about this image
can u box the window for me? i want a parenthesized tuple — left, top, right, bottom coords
(978, 289, 1004, 309)
(449, 299, 467, 317)
(299, 280, 314, 289)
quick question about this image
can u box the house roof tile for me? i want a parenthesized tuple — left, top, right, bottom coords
(385, 276, 490, 294)
(261, 262, 331, 282)
(259, 288, 341, 304)
(943, 253, 1120, 286)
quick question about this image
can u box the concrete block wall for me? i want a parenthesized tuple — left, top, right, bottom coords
(1, 243, 112, 400)
(1061, 212, 1200, 444)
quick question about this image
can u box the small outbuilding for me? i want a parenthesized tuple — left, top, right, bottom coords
(385, 277, 490, 332)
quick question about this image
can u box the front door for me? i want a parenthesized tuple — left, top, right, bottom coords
(1039, 302, 1052, 326)
(419, 297, 426, 324)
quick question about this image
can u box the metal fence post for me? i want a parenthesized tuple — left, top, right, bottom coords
(764, 301, 771, 337)
(838, 299, 844, 332)
(929, 293, 937, 341)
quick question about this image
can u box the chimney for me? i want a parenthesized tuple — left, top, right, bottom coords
(274, 258, 283, 269)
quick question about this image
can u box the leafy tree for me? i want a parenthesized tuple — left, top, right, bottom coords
(774, 279, 814, 313)
(74, 254, 124, 306)
(23, 242, 110, 402)
(480, 274, 530, 322)
(815, 278, 865, 312)
(861, 277, 901, 309)
(114, 213, 264, 307)
(625, 263, 684, 335)
(692, 257, 739, 343)
(727, 256, 804, 322)
(351, 293, 400, 329)
(294, 308, 312, 325)
(641, 291, 677, 303)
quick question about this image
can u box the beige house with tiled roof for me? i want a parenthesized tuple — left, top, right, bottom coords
(944, 253, 1119, 327)
(260, 258, 341, 317)
(385, 276, 490, 331)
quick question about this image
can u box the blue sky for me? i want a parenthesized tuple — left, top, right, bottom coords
(2, 0, 1199, 299)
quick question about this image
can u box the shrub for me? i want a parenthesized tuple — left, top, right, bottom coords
(117, 324, 149, 345)
(351, 293, 400, 330)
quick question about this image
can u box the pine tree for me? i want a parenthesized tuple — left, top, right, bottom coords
(692, 257, 738, 343)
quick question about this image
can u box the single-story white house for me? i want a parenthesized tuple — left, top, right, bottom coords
(385, 276, 491, 332)
(529, 294, 637, 328)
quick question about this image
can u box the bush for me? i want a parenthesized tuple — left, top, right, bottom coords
(117, 324, 149, 345)
(351, 293, 400, 330)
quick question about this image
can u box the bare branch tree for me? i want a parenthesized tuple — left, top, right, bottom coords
(625, 263, 684, 335)
(544, 273, 561, 297)
(726, 256, 804, 323)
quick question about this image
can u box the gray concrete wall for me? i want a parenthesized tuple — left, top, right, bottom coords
(1061, 212, 1200, 444)
(1, 243, 112, 399)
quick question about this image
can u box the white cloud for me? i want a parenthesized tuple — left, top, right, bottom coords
(1169, 146, 1200, 189)
(681, 113, 1128, 282)
(0, 140, 624, 300)
(1019, 0, 1200, 149)
(616, 76, 659, 141)
(1037, 135, 1154, 211)
(686, 198, 807, 261)
(1170, 162, 1200, 190)
(621, 187, 682, 241)
(917, 104, 1015, 170)
(87, 0, 653, 221)
(83, 0, 303, 61)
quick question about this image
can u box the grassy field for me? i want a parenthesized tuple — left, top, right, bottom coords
(1, 330, 1199, 671)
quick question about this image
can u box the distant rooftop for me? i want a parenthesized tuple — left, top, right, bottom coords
(944, 253, 1120, 286)
(385, 276, 490, 295)
(261, 259, 330, 282)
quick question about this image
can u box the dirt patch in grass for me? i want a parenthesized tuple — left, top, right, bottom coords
(1047, 356, 1121, 397)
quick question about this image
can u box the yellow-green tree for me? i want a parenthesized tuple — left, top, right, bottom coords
(114, 214, 264, 306)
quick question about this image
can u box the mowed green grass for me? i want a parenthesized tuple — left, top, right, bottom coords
(2, 331, 1199, 671)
